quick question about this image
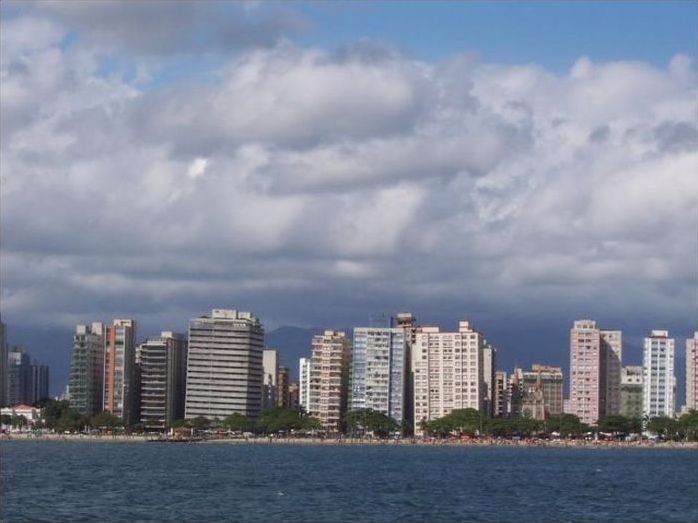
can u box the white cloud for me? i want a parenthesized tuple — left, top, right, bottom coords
(0, 7, 695, 335)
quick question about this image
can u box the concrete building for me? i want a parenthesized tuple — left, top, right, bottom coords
(277, 366, 290, 408)
(601, 330, 622, 416)
(137, 332, 187, 431)
(288, 382, 300, 410)
(103, 319, 138, 426)
(482, 343, 496, 417)
(620, 365, 644, 419)
(569, 320, 607, 425)
(262, 349, 279, 410)
(412, 320, 485, 436)
(69, 323, 105, 417)
(0, 404, 41, 428)
(642, 330, 675, 418)
(350, 315, 413, 426)
(514, 365, 564, 420)
(493, 370, 508, 418)
(308, 330, 351, 432)
(184, 309, 264, 420)
(28, 363, 49, 404)
(0, 320, 7, 407)
(6, 347, 30, 406)
(299, 357, 311, 412)
(686, 333, 698, 411)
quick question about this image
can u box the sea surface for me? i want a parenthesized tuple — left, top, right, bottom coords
(2, 441, 697, 522)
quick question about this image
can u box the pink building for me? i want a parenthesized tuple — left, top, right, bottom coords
(569, 320, 606, 425)
(687, 333, 698, 411)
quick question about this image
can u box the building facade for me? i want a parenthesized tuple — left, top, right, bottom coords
(6, 347, 30, 406)
(569, 320, 606, 425)
(493, 370, 508, 418)
(299, 357, 311, 412)
(686, 333, 698, 412)
(28, 363, 49, 404)
(277, 366, 290, 408)
(184, 309, 264, 420)
(642, 330, 675, 418)
(0, 320, 7, 407)
(620, 365, 644, 419)
(262, 349, 279, 410)
(350, 323, 410, 425)
(103, 319, 138, 425)
(515, 365, 564, 420)
(69, 323, 105, 417)
(308, 330, 351, 432)
(412, 320, 485, 436)
(481, 343, 496, 417)
(601, 330, 622, 416)
(137, 332, 187, 430)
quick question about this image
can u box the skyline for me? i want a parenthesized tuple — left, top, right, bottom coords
(1, 2, 696, 395)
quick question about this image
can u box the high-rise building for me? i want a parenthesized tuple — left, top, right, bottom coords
(308, 330, 351, 432)
(137, 332, 187, 431)
(277, 366, 290, 408)
(103, 319, 138, 425)
(686, 333, 698, 411)
(6, 346, 31, 406)
(69, 323, 105, 417)
(299, 357, 311, 412)
(288, 382, 300, 410)
(569, 320, 607, 425)
(620, 365, 643, 419)
(262, 349, 279, 410)
(28, 363, 49, 404)
(493, 370, 508, 418)
(350, 315, 413, 426)
(642, 330, 675, 418)
(0, 320, 7, 407)
(601, 330, 622, 416)
(185, 309, 264, 420)
(481, 343, 496, 417)
(514, 365, 564, 420)
(412, 320, 485, 436)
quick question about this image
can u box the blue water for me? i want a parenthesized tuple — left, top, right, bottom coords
(1, 441, 697, 522)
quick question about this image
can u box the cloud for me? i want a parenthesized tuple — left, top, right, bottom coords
(26, 1, 307, 56)
(0, 7, 696, 345)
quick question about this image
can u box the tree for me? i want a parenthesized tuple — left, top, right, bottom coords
(11, 415, 28, 429)
(647, 416, 678, 439)
(678, 410, 698, 441)
(1, 414, 12, 426)
(598, 415, 640, 436)
(346, 409, 398, 438)
(189, 416, 210, 431)
(221, 413, 253, 433)
(91, 411, 122, 431)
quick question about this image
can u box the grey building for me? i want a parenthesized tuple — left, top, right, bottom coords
(0, 320, 7, 407)
(620, 365, 643, 419)
(28, 363, 49, 404)
(6, 346, 31, 406)
(184, 309, 264, 420)
(69, 323, 105, 417)
(137, 332, 187, 430)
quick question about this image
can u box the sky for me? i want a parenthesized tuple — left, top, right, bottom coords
(1, 1, 697, 395)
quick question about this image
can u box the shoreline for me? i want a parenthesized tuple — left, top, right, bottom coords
(2, 432, 697, 449)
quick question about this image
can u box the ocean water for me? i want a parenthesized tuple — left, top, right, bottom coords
(1, 441, 697, 522)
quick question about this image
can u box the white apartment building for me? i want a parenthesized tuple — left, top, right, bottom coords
(350, 323, 409, 425)
(184, 309, 264, 420)
(299, 357, 311, 412)
(642, 330, 675, 418)
(412, 320, 484, 436)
